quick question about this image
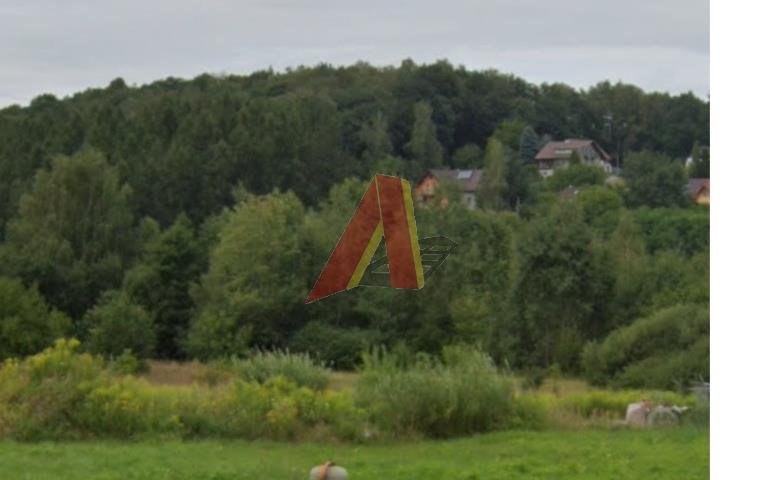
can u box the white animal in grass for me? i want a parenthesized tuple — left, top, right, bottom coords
(624, 400, 690, 427)
(625, 399, 653, 427)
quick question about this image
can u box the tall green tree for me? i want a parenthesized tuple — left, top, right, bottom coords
(451, 143, 483, 169)
(360, 112, 393, 161)
(519, 126, 540, 164)
(511, 202, 613, 370)
(0, 148, 135, 320)
(576, 186, 624, 238)
(405, 101, 443, 178)
(0, 276, 70, 359)
(492, 119, 526, 151)
(607, 213, 652, 327)
(123, 214, 206, 359)
(477, 138, 508, 210)
(360, 112, 405, 176)
(504, 149, 540, 210)
(186, 191, 313, 359)
(622, 151, 688, 208)
(688, 143, 710, 178)
(84, 290, 156, 359)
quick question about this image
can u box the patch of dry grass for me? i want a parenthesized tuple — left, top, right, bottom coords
(327, 371, 358, 391)
(141, 360, 232, 386)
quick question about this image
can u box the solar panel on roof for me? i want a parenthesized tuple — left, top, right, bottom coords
(457, 170, 472, 179)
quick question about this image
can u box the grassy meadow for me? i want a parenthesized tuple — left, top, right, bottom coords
(0, 428, 708, 480)
(0, 347, 709, 478)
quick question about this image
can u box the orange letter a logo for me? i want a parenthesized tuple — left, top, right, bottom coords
(305, 174, 455, 303)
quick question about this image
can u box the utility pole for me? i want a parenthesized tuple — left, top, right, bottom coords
(604, 114, 627, 172)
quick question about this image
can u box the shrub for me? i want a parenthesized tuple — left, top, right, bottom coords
(622, 151, 688, 208)
(506, 393, 549, 429)
(0, 340, 362, 441)
(83, 290, 156, 359)
(547, 164, 606, 192)
(520, 366, 547, 391)
(576, 186, 623, 237)
(0, 339, 106, 439)
(633, 207, 709, 255)
(0, 277, 70, 360)
(290, 321, 382, 370)
(109, 349, 148, 375)
(355, 345, 514, 437)
(228, 350, 330, 390)
(582, 304, 709, 390)
(79, 376, 363, 441)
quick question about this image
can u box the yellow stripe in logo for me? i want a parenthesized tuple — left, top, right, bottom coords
(401, 179, 425, 289)
(346, 220, 384, 289)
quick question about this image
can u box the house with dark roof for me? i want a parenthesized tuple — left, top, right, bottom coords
(535, 139, 613, 178)
(687, 178, 710, 205)
(414, 168, 483, 209)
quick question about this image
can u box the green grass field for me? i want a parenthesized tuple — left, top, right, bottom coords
(0, 427, 708, 480)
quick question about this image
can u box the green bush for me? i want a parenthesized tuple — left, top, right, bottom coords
(0, 339, 106, 439)
(633, 207, 709, 256)
(84, 290, 156, 359)
(576, 186, 623, 237)
(582, 304, 709, 390)
(109, 349, 147, 376)
(290, 321, 382, 370)
(622, 151, 688, 208)
(0, 277, 70, 360)
(520, 366, 547, 391)
(79, 376, 363, 441)
(547, 164, 606, 192)
(228, 350, 330, 390)
(0, 340, 362, 441)
(355, 345, 514, 437)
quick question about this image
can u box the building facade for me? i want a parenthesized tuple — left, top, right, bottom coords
(535, 139, 614, 177)
(414, 169, 483, 209)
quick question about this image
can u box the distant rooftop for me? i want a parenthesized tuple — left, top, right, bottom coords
(535, 139, 612, 162)
(421, 168, 483, 193)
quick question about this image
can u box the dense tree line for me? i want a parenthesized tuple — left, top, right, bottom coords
(0, 60, 708, 236)
(0, 61, 709, 385)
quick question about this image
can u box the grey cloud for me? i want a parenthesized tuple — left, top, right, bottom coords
(0, 0, 709, 107)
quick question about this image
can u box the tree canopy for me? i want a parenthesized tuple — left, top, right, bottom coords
(0, 61, 709, 386)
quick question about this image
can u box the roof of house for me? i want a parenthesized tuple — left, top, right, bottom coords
(418, 169, 483, 193)
(687, 178, 710, 196)
(535, 139, 612, 162)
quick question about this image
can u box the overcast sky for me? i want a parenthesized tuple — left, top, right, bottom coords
(0, 0, 709, 108)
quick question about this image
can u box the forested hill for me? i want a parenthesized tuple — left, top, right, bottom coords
(0, 60, 709, 232)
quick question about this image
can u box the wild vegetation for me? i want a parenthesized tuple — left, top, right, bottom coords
(0, 339, 703, 442)
(0, 340, 361, 441)
(0, 62, 708, 440)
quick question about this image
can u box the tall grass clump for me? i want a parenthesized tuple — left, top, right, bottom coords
(228, 349, 330, 390)
(0, 340, 362, 441)
(0, 339, 106, 439)
(355, 345, 514, 437)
